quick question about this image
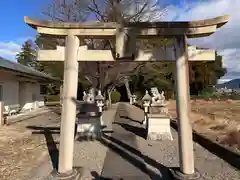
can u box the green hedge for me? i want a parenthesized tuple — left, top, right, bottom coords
(111, 91, 121, 103)
(45, 94, 60, 102)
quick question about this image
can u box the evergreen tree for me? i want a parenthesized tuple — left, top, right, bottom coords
(16, 40, 37, 67)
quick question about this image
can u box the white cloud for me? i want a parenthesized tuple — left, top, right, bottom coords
(0, 37, 34, 61)
(218, 79, 232, 84)
(0, 41, 21, 61)
(165, 0, 240, 81)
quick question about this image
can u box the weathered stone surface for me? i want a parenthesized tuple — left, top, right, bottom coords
(24, 15, 230, 38)
(147, 114, 173, 141)
(147, 132, 173, 141)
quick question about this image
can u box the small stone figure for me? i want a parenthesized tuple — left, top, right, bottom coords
(160, 91, 166, 105)
(151, 87, 162, 104)
(86, 88, 95, 103)
(132, 94, 137, 104)
(83, 91, 87, 102)
(150, 87, 166, 106)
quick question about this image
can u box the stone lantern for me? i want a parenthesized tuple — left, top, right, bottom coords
(132, 94, 137, 104)
(142, 90, 152, 125)
(95, 90, 104, 126)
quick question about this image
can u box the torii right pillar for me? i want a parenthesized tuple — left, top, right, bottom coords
(169, 35, 200, 179)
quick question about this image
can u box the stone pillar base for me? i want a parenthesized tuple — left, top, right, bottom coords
(47, 168, 81, 180)
(169, 168, 200, 180)
(147, 114, 173, 141)
(147, 132, 173, 141)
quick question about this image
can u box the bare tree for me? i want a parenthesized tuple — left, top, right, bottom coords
(40, 0, 170, 103)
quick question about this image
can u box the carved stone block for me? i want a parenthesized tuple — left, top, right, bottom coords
(147, 114, 173, 141)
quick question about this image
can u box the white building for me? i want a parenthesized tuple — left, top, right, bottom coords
(0, 57, 57, 115)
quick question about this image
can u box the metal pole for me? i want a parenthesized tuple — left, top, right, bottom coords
(175, 36, 195, 174)
(58, 32, 79, 174)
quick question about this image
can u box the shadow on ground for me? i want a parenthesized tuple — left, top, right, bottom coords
(98, 132, 172, 180)
(113, 122, 147, 139)
(170, 121, 240, 170)
(27, 126, 60, 171)
(119, 115, 144, 125)
(47, 106, 61, 116)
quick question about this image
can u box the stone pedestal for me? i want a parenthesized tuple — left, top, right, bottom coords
(150, 103, 168, 115)
(169, 168, 201, 180)
(47, 168, 82, 180)
(75, 115, 101, 140)
(75, 103, 102, 140)
(147, 114, 173, 141)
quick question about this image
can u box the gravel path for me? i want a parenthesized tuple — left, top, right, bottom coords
(101, 103, 151, 179)
(126, 104, 240, 180)
(27, 105, 118, 180)
(73, 107, 117, 180)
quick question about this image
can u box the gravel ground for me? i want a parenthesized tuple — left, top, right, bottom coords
(27, 105, 118, 180)
(128, 104, 240, 180)
(23, 103, 240, 180)
(73, 108, 116, 180)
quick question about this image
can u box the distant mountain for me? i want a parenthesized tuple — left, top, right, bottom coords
(216, 79, 240, 89)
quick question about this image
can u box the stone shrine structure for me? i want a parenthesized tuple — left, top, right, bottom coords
(24, 15, 230, 179)
(146, 88, 172, 141)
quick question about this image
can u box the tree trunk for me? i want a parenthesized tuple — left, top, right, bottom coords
(107, 87, 115, 108)
(107, 89, 112, 108)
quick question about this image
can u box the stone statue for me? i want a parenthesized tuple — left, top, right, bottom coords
(86, 88, 95, 103)
(83, 91, 87, 101)
(160, 91, 166, 105)
(150, 87, 161, 103)
(150, 87, 166, 105)
(83, 88, 95, 103)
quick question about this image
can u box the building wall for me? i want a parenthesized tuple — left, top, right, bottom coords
(0, 70, 45, 113)
(0, 71, 19, 106)
(20, 82, 45, 111)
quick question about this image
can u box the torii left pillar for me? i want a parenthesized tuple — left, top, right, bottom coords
(52, 32, 81, 179)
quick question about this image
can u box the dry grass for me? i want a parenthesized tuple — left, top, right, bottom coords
(221, 130, 240, 150)
(0, 126, 48, 180)
(168, 100, 240, 153)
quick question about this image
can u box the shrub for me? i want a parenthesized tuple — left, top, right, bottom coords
(111, 91, 121, 103)
(45, 94, 60, 102)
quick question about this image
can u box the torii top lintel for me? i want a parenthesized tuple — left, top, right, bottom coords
(24, 15, 230, 38)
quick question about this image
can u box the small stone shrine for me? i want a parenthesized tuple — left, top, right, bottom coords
(76, 88, 102, 140)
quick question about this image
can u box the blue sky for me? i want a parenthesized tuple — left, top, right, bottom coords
(0, 0, 49, 42)
(0, 0, 184, 42)
(0, 0, 239, 82)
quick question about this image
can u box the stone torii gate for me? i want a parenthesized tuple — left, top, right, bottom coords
(24, 15, 229, 179)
